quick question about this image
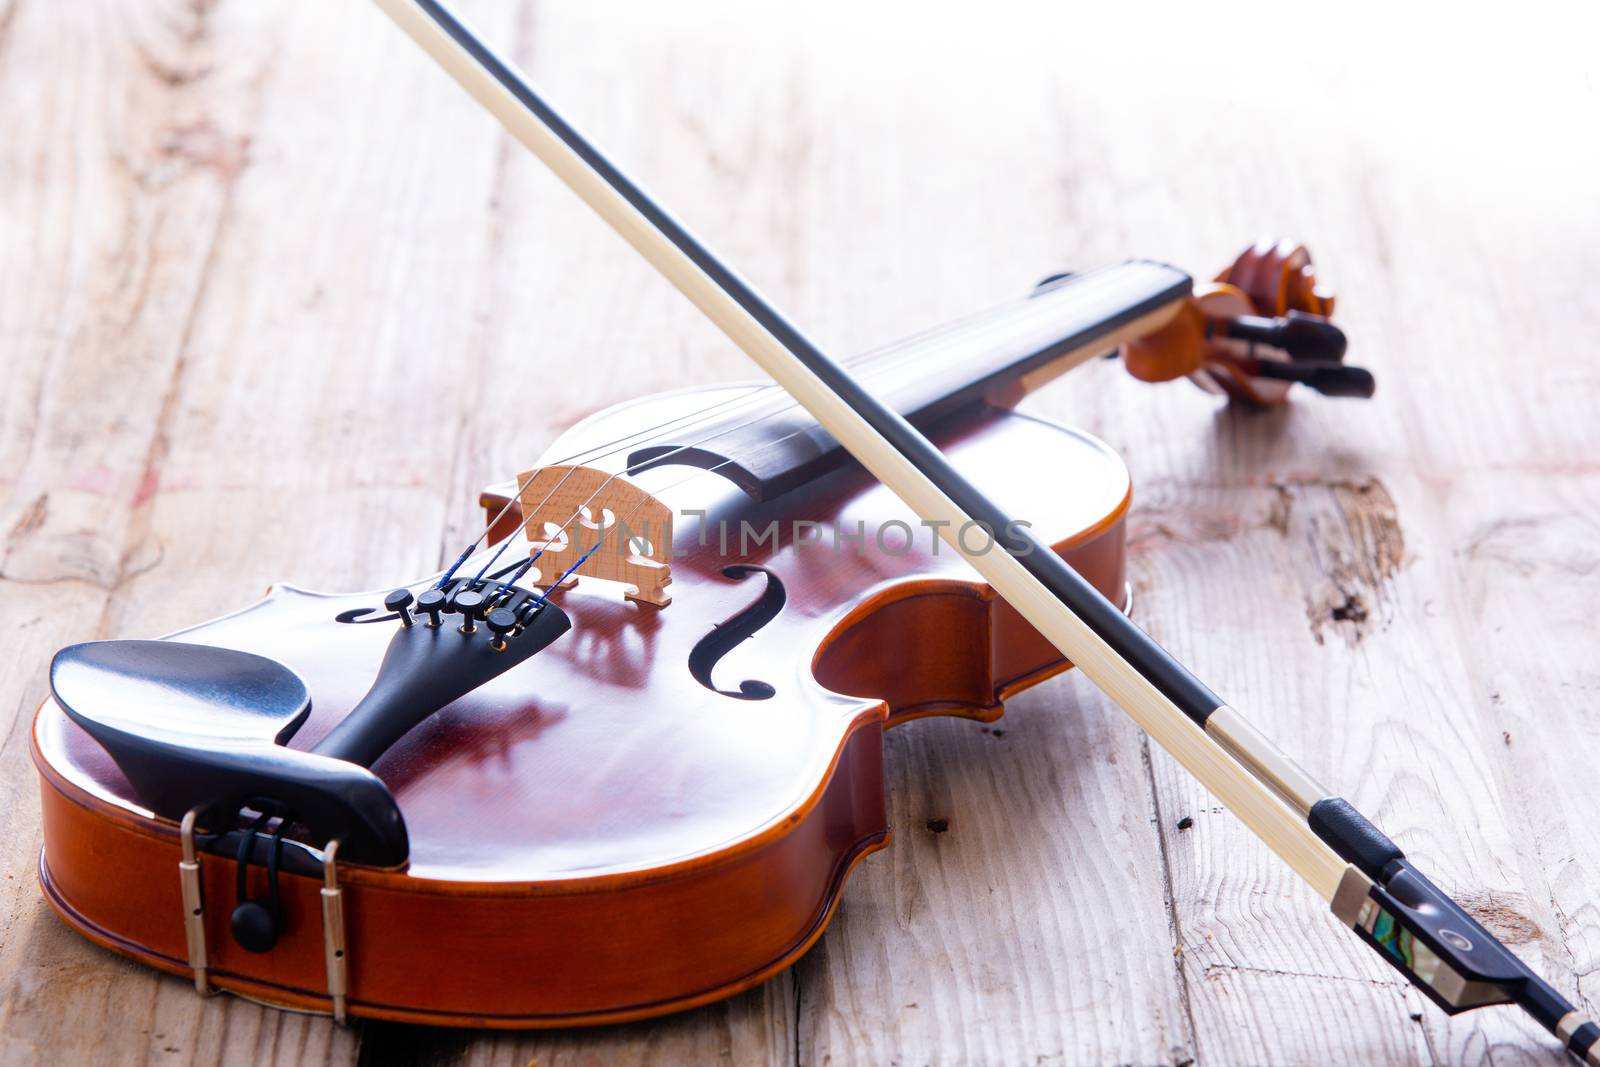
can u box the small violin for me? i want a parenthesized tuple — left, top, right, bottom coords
(31, 1, 1600, 1062)
(34, 245, 1338, 1025)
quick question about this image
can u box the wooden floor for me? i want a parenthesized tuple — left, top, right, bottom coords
(3, 2, 1599, 1064)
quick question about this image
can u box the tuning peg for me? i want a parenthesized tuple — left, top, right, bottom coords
(1301, 363, 1376, 399)
(486, 608, 517, 652)
(384, 589, 415, 629)
(1221, 311, 1347, 363)
(417, 589, 446, 628)
(1249, 359, 1376, 399)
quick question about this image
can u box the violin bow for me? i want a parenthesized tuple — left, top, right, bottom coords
(370, 0, 1597, 1058)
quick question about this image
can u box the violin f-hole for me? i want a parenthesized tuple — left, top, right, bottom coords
(688, 566, 786, 700)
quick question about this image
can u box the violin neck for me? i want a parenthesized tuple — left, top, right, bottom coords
(626, 262, 1189, 502)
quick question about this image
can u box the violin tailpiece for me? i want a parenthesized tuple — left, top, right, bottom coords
(48, 590, 573, 868)
(517, 464, 673, 607)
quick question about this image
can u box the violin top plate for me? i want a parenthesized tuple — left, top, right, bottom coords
(35, 408, 1130, 882)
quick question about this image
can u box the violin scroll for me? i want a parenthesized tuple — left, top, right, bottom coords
(1121, 238, 1375, 406)
(1220, 236, 1335, 318)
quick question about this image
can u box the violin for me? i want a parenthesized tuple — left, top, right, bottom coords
(30, 2, 1600, 1062)
(33, 248, 1335, 1025)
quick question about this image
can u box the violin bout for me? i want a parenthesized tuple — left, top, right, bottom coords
(517, 465, 674, 606)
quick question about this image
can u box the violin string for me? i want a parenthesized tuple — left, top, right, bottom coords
(446, 280, 1089, 586)
(492, 278, 1121, 595)
(523, 394, 900, 609)
(457, 270, 1143, 601)
(452, 376, 812, 587)
(455, 281, 1071, 584)
(516, 306, 1110, 606)
(459, 383, 783, 586)
(443, 291, 1034, 587)
(474, 282, 1126, 600)
(505, 370, 929, 593)
(509, 374, 863, 590)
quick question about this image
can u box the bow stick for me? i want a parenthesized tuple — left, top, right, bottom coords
(370, 0, 1597, 1058)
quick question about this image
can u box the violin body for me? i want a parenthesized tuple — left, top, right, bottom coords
(32, 386, 1133, 1026)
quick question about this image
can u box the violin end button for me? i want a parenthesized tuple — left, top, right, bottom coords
(230, 900, 279, 954)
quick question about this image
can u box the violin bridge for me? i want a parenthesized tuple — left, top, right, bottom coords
(517, 465, 673, 607)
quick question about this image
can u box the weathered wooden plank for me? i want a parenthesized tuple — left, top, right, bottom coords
(0, 0, 498, 1063)
(794, 700, 1195, 1066)
(1001, 7, 1600, 1064)
(396, 983, 797, 1067)
(1402, 473, 1600, 1067)
(0, 2, 338, 1063)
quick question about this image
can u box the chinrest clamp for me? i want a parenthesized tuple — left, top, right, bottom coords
(52, 595, 571, 870)
(175, 815, 351, 1019)
(321, 839, 349, 1024)
(178, 808, 216, 998)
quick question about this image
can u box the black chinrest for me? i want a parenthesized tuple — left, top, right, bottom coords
(51, 640, 409, 866)
(50, 593, 571, 868)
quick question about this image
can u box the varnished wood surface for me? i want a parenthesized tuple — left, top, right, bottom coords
(30, 408, 1130, 1025)
(2, 1, 1598, 1063)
